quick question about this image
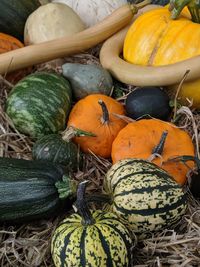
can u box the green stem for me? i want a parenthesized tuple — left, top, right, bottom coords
(169, 0, 200, 23)
(74, 181, 95, 226)
(152, 131, 168, 155)
(98, 100, 110, 124)
(167, 155, 200, 170)
(55, 174, 77, 199)
(61, 126, 96, 142)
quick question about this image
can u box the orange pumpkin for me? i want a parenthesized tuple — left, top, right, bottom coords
(0, 33, 27, 83)
(67, 94, 127, 158)
(111, 119, 195, 185)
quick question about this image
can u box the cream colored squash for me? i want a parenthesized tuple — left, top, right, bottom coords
(24, 3, 85, 45)
(52, 0, 127, 27)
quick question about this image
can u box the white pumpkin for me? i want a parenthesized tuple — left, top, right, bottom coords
(24, 3, 86, 45)
(52, 0, 127, 27)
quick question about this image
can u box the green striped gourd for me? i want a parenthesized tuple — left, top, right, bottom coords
(51, 181, 133, 267)
(104, 158, 187, 238)
(6, 72, 72, 139)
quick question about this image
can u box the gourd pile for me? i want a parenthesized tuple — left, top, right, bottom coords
(0, 0, 200, 266)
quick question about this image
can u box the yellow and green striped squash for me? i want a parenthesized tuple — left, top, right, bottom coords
(104, 159, 187, 239)
(51, 210, 133, 267)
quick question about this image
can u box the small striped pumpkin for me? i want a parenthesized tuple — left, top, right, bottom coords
(51, 181, 133, 267)
(104, 159, 187, 238)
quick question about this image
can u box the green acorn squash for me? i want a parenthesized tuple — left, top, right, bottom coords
(51, 181, 133, 267)
(0, 157, 76, 222)
(0, 0, 41, 41)
(32, 127, 87, 171)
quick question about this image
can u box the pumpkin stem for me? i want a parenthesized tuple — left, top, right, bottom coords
(61, 126, 96, 141)
(152, 131, 168, 155)
(128, 0, 152, 15)
(169, 0, 200, 23)
(55, 174, 77, 199)
(74, 181, 95, 225)
(98, 100, 109, 124)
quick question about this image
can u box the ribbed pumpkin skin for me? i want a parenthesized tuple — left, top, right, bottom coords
(0, 0, 41, 41)
(6, 72, 72, 139)
(51, 210, 132, 267)
(104, 159, 187, 238)
(123, 8, 194, 66)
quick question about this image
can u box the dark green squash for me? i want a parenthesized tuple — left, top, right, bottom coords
(0, 0, 41, 41)
(32, 132, 83, 171)
(0, 157, 76, 222)
(125, 86, 171, 120)
(51, 181, 133, 267)
(6, 72, 72, 139)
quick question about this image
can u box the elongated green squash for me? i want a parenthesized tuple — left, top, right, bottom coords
(0, 157, 76, 222)
(104, 158, 187, 239)
(6, 72, 72, 139)
(0, 0, 41, 41)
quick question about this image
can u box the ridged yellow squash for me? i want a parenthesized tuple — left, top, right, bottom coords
(123, 7, 200, 108)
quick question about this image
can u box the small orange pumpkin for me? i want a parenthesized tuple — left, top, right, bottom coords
(111, 119, 195, 185)
(0, 33, 28, 83)
(67, 94, 127, 158)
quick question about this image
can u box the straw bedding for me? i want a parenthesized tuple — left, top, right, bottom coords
(0, 51, 200, 267)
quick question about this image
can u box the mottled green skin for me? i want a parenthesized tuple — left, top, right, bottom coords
(51, 210, 133, 267)
(6, 72, 72, 139)
(62, 63, 113, 100)
(104, 159, 187, 239)
(0, 157, 74, 222)
(0, 0, 40, 41)
(32, 134, 83, 171)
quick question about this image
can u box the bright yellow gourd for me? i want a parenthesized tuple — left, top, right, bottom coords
(123, 8, 194, 65)
(123, 5, 200, 108)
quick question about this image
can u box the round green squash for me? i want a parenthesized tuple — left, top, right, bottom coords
(0, 0, 41, 41)
(104, 158, 187, 239)
(6, 72, 72, 139)
(51, 181, 133, 267)
(32, 133, 83, 171)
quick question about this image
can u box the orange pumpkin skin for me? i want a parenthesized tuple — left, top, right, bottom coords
(67, 94, 127, 158)
(0, 33, 27, 83)
(0, 32, 24, 53)
(111, 119, 195, 185)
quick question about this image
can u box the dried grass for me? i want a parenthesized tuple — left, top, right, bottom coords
(0, 53, 200, 267)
